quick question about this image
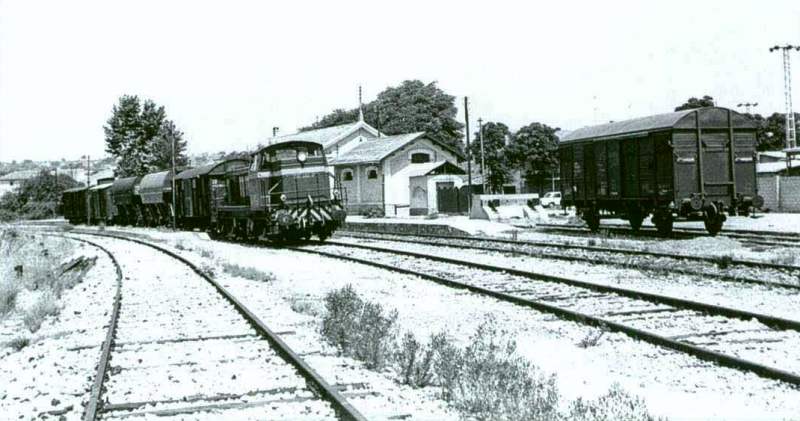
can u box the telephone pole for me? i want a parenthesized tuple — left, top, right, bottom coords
(84, 155, 91, 225)
(464, 97, 472, 211)
(477, 118, 486, 194)
(170, 132, 177, 230)
(769, 44, 800, 150)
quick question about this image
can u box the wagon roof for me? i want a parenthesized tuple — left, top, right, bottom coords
(139, 171, 172, 192)
(174, 159, 250, 180)
(252, 140, 324, 157)
(63, 186, 88, 193)
(110, 176, 140, 193)
(560, 107, 756, 143)
(89, 183, 113, 191)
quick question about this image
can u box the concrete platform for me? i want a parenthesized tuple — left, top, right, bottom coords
(342, 215, 518, 236)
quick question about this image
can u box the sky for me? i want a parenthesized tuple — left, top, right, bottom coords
(0, 0, 799, 162)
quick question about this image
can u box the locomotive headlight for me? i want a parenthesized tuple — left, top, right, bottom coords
(333, 189, 341, 199)
(297, 150, 308, 163)
(280, 194, 287, 202)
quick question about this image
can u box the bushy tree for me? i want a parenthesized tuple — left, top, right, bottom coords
(0, 170, 79, 220)
(506, 123, 560, 194)
(104, 95, 188, 176)
(301, 80, 465, 152)
(471, 122, 511, 193)
(748, 112, 799, 151)
(675, 95, 715, 111)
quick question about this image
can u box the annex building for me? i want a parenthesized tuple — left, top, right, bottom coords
(266, 113, 464, 216)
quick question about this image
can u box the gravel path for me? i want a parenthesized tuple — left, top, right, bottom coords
(83, 235, 341, 420)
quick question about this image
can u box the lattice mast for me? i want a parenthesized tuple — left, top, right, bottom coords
(770, 45, 800, 150)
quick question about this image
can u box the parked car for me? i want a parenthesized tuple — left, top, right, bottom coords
(541, 191, 561, 208)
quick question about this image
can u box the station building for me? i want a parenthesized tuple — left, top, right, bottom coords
(266, 113, 465, 216)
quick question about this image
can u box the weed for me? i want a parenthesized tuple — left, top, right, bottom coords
(443, 317, 561, 420)
(714, 254, 734, 270)
(199, 264, 216, 278)
(578, 330, 606, 348)
(396, 332, 435, 388)
(588, 239, 598, 247)
(289, 295, 321, 316)
(174, 241, 187, 251)
(320, 285, 398, 369)
(222, 263, 276, 282)
(568, 383, 664, 421)
(769, 252, 796, 266)
(23, 292, 60, 332)
(0, 281, 19, 317)
(199, 248, 214, 259)
(7, 336, 30, 351)
(429, 332, 463, 400)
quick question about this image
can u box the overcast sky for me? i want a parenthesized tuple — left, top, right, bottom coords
(1, 0, 799, 162)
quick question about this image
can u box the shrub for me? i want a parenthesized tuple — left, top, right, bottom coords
(222, 263, 275, 282)
(396, 332, 436, 387)
(0, 281, 19, 317)
(7, 336, 30, 351)
(321, 285, 398, 369)
(441, 317, 561, 421)
(23, 292, 59, 332)
(714, 254, 734, 270)
(289, 295, 320, 316)
(430, 332, 463, 400)
(578, 330, 605, 348)
(199, 248, 214, 259)
(568, 383, 663, 421)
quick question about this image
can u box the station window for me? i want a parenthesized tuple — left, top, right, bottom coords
(411, 152, 431, 163)
(342, 170, 353, 181)
(367, 168, 378, 179)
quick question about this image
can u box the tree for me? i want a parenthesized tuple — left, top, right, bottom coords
(301, 80, 465, 152)
(104, 96, 188, 176)
(471, 122, 511, 193)
(0, 170, 79, 221)
(674, 95, 715, 111)
(747, 112, 800, 151)
(505, 122, 560, 194)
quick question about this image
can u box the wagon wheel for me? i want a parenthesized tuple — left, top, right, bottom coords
(703, 204, 724, 236)
(653, 212, 673, 236)
(628, 208, 644, 232)
(583, 208, 600, 232)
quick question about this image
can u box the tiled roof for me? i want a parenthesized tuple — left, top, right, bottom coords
(332, 132, 426, 165)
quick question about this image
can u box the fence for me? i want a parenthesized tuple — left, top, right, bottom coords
(758, 175, 800, 212)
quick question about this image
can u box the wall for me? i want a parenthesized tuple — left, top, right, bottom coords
(383, 137, 461, 212)
(758, 174, 800, 212)
(335, 163, 383, 215)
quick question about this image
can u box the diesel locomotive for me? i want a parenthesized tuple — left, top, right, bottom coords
(60, 140, 346, 241)
(559, 107, 764, 236)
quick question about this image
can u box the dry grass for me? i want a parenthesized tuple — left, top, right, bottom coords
(577, 330, 606, 348)
(23, 292, 60, 332)
(222, 263, 276, 283)
(0, 281, 20, 317)
(568, 383, 666, 421)
(6, 336, 30, 351)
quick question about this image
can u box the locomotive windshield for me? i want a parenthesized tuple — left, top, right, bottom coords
(257, 144, 324, 171)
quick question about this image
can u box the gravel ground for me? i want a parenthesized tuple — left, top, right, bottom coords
(332, 236, 800, 323)
(0, 235, 115, 420)
(89, 226, 800, 420)
(83, 235, 339, 420)
(310, 241, 800, 377)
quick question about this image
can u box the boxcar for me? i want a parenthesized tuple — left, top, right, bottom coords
(88, 183, 114, 224)
(62, 186, 88, 224)
(138, 170, 174, 226)
(174, 158, 250, 229)
(110, 176, 141, 225)
(559, 107, 762, 235)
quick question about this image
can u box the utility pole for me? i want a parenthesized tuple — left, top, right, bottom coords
(478, 118, 486, 194)
(736, 102, 758, 115)
(170, 131, 177, 230)
(769, 44, 800, 151)
(464, 97, 472, 211)
(85, 155, 91, 225)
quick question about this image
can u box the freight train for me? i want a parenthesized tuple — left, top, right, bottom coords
(61, 140, 346, 241)
(559, 107, 764, 236)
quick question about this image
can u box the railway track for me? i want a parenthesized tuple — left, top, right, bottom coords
(336, 230, 800, 290)
(534, 223, 800, 248)
(287, 239, 800, 387)
(64, 232, 365, 421)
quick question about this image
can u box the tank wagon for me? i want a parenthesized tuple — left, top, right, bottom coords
(559, 107, 763, 235)
(60, 140, 346, 242)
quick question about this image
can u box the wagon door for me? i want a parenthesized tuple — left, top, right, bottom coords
(583, 143, 596, 201)
(621, 138, 640, 198)
(700, 131, 733, 204)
